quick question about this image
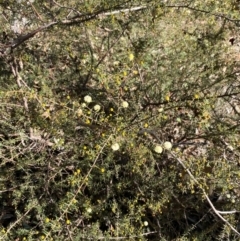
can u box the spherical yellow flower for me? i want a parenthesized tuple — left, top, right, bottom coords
(165, 95, 170, 101)
(84, 95, 92, 103)
(87, 207, 92, 213)
(163, 141, 172, 150)
(66, 219, 71, 225)
(175, 147, 181, 152)
(122, 101, 129, 108)
(144, 221, 148, 226)
(129, 53, 134, 61)
(194, 93, 199, 99)
(133, 70, 138, 75)
(111, 143, 120, 151)
(94, 104, 101, 112)
(154, 145, 163, 154)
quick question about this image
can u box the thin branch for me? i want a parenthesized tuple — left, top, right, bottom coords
(99, 6, 147, 16)
(30, 2, 44, 22)
(171, 152, 240, 236)
(11, 22, 57, 49)
(217, 210, 239, 215)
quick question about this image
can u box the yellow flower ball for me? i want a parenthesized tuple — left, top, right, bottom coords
(129, 53, 134, 61)
(111, 143, 120, 151)
(194, 93, 199, 99)
(66, 219, 71, 225)
(133, 70, 138, 74)
(122, 101, 129, 108)
(87, 207, 92, 213)
(154, 145, 163, 154)
(163, 141, 172, 150)
(84, 95, 92, 103)
(94, 104, 101, 112)
(144, 221, 148, 226)
(165, 95, 170, 101)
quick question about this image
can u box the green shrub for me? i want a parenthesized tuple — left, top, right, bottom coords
(1, 1, 240, 240)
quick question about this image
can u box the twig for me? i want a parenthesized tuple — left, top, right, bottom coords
(30, 2, 44, 22)
(99, 6, 147, 16)
(67, 225, 74, 241)
(171, 152, 240, 236)
(11, 22, 57, 49)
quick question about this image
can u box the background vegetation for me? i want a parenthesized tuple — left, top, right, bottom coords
(1, 0, 240, 240)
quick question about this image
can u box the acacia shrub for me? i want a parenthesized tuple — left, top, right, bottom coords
(0, 1, 240, 241)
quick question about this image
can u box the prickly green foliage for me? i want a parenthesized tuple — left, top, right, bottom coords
(0, 1, 240, 240)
